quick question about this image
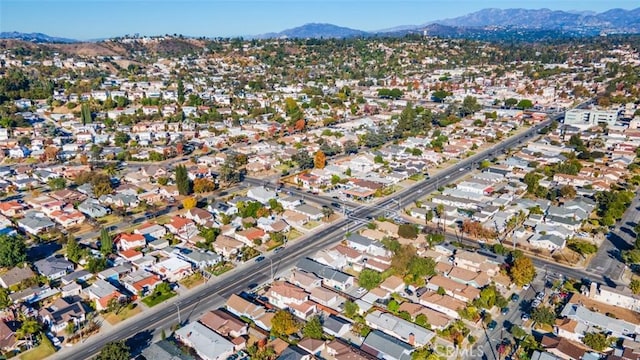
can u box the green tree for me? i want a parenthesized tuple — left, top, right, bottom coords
(302, 316, 323, 339)
(0, 288, 11, 308)
(96, 340, 131, 360)
(16, 318, 41, 340)
(358, 269, 382, 290)
(509, 256, 536, 287)
(174, 164, 192, 195)
(66, 237, 83, 263)
(271, 310, 299, 336)
(531, 306, 555, 325)
(630, 279, 640, 295)
(582, 332, 611, 351)
(344, 300, 359, 318)
(47, 177, 67, 190)
(398, 224, 418, 239)
(387, 299, 400, 313)
(517, 99, 533, 109)
(177, 78, 185, 104)
(0, 235, 27, 268)
(479, 160, 491, 170)
(114, 131, 130, 147)
(81, 103, 92, 125)
(100, 228, 113, 255)
(86, 256, 108, 273)
(510, 325, 527, 339)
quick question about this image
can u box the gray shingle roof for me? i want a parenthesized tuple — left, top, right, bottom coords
(362, 330, 413, 360)
(296, 258, 352, 284)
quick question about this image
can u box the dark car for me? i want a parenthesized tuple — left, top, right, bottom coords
(511, 293, 520, 302)
(487, 320, 497, 330)
(255, 256, 265, 263)
(501, 307, 509, 315)
(331, 202, 341, 208)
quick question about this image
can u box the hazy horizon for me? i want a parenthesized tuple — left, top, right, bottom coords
(1, 0, 638, 40)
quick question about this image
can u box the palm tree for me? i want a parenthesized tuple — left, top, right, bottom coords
(104, 163, 118, 177)
(17, 318, 42, 348)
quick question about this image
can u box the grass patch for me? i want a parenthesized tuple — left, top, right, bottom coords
(103, 304, 143, 325)
(286, 229, 302, 241)
(20, 340, 56, 360)
(142, 290, 176, 307)
(303, 221, 320, 230)
(98, 214, 124, 226)
(209, 262, 235, 276)
(408, 173, 425, 181)
(180, 272, 205, 289)
(155, 215, 172, 225)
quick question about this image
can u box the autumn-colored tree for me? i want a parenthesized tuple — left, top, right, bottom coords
(314, 150, 326, 169)
(176, 142, 184, 155)
(294, 119, 306, 132)
(79, 154, 88, 165)
(509, 256, 536, 287)
(271, 310, 299, 336)
(44, 146, 59, 161)
(182, 196, 197, 210)
(193, 178, 216, 193)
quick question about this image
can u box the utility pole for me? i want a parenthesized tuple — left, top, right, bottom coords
(174, 302, 181, 324)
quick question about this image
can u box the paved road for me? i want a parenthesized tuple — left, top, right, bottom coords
(585, 192, 640, 282)
(477, 272, 546, 359)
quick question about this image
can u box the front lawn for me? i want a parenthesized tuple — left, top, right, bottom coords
(303, 221, 320, 230)
(103, 303, 143, 325)
(21, 339, 56, 360)
(180, 272, 205, 289)
(209, 262, 235, 276)
(142, 286, 177, 307)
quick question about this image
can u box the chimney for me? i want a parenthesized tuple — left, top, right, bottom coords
(408, 333, 415, 346)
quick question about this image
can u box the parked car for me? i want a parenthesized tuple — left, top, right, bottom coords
(536, 292, 545, 301)
(511, 293, 520, 302)
(255, 256, 265, 263)
(501, 307, 509, 315)
(521, 313, 530, 321)
(487, 320, 497, 330)
(522, 283, 530, 290)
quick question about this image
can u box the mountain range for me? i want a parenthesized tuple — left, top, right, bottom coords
(0, 31, 78, 43)
(3, 7, 640, 43)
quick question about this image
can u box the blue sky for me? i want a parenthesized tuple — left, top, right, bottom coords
(1, 0, 637, 40)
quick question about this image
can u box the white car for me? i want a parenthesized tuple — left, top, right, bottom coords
(356, 287, 367, 295)
(521, 314, 530, 321)
(522, 283, 530, 290)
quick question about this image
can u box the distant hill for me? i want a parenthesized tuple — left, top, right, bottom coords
(430, 7, 640, 34)
(0, 32, 77, 43)
(255, 23, 369, 39)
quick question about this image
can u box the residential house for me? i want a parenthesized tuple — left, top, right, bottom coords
(247, 187, 277, 204)
(184, 208, 214, 226)
(269, 281, 316, 320)
(346, 234, 390, 258)
(177, 248, 221, 269)
(361, 330, 413, 360)
(277, 346, 312, 360)
(175, 321, 235, 360)
(200, 309, 248, 338)
(0, 266, 35, 289)
(84, 278, 126, 311)
(0, 321, 20, 352)
(208, 201, 238, 217)
(34, 256, 74, 280)
(17, 211, 55, 235)
(121, 270, 162, 296)
(78, 198, 110, 218)
(213, 235, 244, 258)
(165, 216, 198, 241)
(235, 227, 267, 246)
(134, 222, 167, 241)
(587, 282, 640, 312)
(153, 257, 192, 282)
(541, 335, 587, 360)
(116, 233, 147, 251)
(296, 258, 355, 291)
(323, 315, 351, 338)
(141, 340, 196, 360)
(418, 292, 465, 319)
(326, 340, 371, 360)
(293, 204, 324, 221)
(365, 310, 435, 347)
(0, 201, 24, 217)
(39, 297, 87, 333)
